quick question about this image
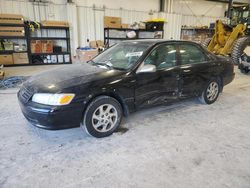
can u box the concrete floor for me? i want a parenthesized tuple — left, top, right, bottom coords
(3, 64, 71, 77)
(1, 67, 250, 188)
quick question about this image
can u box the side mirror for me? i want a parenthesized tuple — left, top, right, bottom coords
(137, 64, 156, 74)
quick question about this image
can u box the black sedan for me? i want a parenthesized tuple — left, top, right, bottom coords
(18, 40, 235, 138)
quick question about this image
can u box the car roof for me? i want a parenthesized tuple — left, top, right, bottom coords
(121, 39, 198, 46)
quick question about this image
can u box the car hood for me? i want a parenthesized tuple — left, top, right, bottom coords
(23, 63, 119, 93)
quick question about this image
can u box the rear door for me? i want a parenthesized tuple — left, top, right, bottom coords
(177, 43, 215, 97)
(135, 43, 180, 109)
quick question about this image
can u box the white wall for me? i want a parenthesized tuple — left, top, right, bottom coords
(0, 0, 229, 54)
(74, 0, 159, 12)
(0, 0, 67, 21)
(172, 0, 227, 18)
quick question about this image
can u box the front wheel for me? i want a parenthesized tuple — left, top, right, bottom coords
(82, 96, 122, 138)
(199, 80, 220, 104)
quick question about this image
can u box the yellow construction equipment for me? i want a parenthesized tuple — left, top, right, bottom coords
(202, 3, 250, 73)
(207, 20, 246, 56)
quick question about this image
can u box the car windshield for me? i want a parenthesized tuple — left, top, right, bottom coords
(90, 42, 150, 70)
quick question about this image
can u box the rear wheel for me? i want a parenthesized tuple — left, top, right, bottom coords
(231, 37, 250, 65)
(82, 96, 122, 138)
(199, 79, 220, 105)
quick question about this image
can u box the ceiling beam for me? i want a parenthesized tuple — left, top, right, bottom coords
(206, 0, 249, 4)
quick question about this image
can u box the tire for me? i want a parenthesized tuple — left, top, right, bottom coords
(231, 37, 250, 65)
(238, 61, 250, 74)
(82, 96, 122, 138)
(240, 67, 250, 74)
(199, 79, 220, 105)
(201, 38, 212, 48)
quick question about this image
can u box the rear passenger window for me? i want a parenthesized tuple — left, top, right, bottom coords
(179, 44, 207, 65)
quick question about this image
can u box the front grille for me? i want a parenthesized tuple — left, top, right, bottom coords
(19, 87, 33, 103)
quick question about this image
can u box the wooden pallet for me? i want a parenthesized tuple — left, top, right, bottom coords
(0, 14, 24, 24)
(0, 26, 25, 36)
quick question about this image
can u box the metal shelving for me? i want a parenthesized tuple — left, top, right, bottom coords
(31, 52, 70, 55)
(0, 51, 27, 54)
(0, 36, 26, 39)
(0, 23, 72, 66)
(30, 37, 70, 40)
(104, 27, 164, 47)
(180, 27, 214, 43)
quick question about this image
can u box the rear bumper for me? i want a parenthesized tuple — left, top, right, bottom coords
(18, 97, 83, 130)
(224, 72, 235, 86)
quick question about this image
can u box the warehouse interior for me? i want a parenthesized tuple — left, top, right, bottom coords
(1, 0, 250, 187)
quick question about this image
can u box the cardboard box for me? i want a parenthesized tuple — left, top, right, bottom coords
(104, 16, 121, 28)
(51, 55, 57, 63)
(89, 40, 104, 48)
(0, 14, 24, 24)
(3, 42, 13, 51)
(41, 20, 69, 27)
(31, 40, 42, 53)
(13, 53, 28, 64)
(0, 26, 25, 36)
(41, 40, 53, 53)
(76, 49, 98, 63)
(139, 25, 146, 29)
(0, 70, 4, 79)
(58, 55, 64, 63)
(121, 24, 129, 29)
(0, 54, 13, 65)
(64, 54, 70, 63)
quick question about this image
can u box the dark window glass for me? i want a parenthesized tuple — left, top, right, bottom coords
(144, 44, 176, 69)
(92, 43, 150, 70)
(179, 44, 207, 65)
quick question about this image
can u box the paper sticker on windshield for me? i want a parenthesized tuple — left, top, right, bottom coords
(125, 51, 143, 57)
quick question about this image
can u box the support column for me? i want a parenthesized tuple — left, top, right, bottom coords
(67, 3, 78, 56)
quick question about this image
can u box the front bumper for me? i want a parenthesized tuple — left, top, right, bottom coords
(18, 95, 84, 130)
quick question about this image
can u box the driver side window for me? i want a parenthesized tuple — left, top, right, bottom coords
(144, 44, 177, 70)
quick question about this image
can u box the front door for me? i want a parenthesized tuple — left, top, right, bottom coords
(135, 43, 180, 109)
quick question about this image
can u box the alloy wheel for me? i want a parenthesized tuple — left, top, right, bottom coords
(206, 81, 219, 101)
(92, 104, 118, 133)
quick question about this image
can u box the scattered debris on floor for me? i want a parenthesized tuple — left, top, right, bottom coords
(0, 65, 4, 80)
(0, 76, 29, 89)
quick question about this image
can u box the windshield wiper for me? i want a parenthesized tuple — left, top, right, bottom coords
(93, 61, 113, 69)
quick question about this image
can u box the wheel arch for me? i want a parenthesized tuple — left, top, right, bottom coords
(217, 75, 224, 92)
(200, 75, 223, 95)
(82, 91, 130, 118)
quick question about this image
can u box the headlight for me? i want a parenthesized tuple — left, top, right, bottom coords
(32, 93, 75, 106)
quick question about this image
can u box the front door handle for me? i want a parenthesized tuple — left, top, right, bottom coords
(183, 69, 191, 73)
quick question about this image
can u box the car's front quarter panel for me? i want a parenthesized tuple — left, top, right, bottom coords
(77, 71, 137, 115)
